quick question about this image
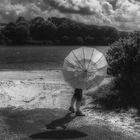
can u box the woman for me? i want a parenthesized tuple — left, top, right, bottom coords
(68, 88, 85, 116)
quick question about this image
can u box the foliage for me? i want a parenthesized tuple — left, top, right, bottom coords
(2, 17, 29, 44)
(1, 22, 16, 43)
(75, 36, 84, 45)
(106, 32, 140, 107)
(0, 16, 126, 45)
(85, 36, 94, 45)
(30, 17, 57, 41)
(0, 31, 5, 44)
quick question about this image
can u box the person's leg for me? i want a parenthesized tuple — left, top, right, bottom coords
(75, 92, 82, 111)
(75, 92, 85, 116)
(69, 93, 77, 113)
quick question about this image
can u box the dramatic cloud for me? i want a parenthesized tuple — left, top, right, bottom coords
(0, 0, 62, 22)
(0, 0, 140, 31)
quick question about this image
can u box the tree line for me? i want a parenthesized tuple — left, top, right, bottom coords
(0, 16, 129, 46)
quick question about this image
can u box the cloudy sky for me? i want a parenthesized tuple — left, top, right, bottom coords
(0, 0, 140, 31)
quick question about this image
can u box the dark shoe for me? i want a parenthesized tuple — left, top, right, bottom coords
(68, 107, 75, 113)
(76, 111, 85, 116)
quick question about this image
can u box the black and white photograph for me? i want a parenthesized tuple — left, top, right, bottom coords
(0, 0, 140, 140)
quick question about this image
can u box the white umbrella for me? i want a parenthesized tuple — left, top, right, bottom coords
(62, 47, 108, 90)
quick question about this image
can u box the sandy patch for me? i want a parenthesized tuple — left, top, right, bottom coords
(0, 70, 73, 109)
(0, 70, 110, 109)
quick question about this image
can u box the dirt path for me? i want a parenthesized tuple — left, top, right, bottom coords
(0, 70, 139, 140)
(0, 108, 138, 140)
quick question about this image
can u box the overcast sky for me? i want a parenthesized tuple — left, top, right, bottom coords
(0, 0, 140, 31)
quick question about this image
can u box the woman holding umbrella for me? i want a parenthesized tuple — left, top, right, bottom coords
(63, 47, 108, 116)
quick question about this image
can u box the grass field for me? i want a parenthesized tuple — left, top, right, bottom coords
(0, 46, 109, 70)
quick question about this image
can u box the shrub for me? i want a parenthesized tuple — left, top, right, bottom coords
(106, 33, 140, 107)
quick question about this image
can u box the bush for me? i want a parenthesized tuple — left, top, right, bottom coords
(106, 33, 140, 107)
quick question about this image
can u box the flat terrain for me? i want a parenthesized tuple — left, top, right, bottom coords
(0, 46, 139, 140)
(0, 107, 138, 140)
(0, 70, 139, 140)
(0, 46, 108, 70)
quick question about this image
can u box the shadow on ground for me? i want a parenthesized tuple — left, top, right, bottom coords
(30, 129, 87, 139)
(46, 112, 76, 129)
(0, 107, 138, 140)
(30, 112, 87, 139)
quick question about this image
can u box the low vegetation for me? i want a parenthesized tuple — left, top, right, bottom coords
(96, 32, 140, 110)
(0, 16, 128, 46)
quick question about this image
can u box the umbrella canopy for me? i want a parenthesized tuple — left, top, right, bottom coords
(62, 47, 108, 90)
